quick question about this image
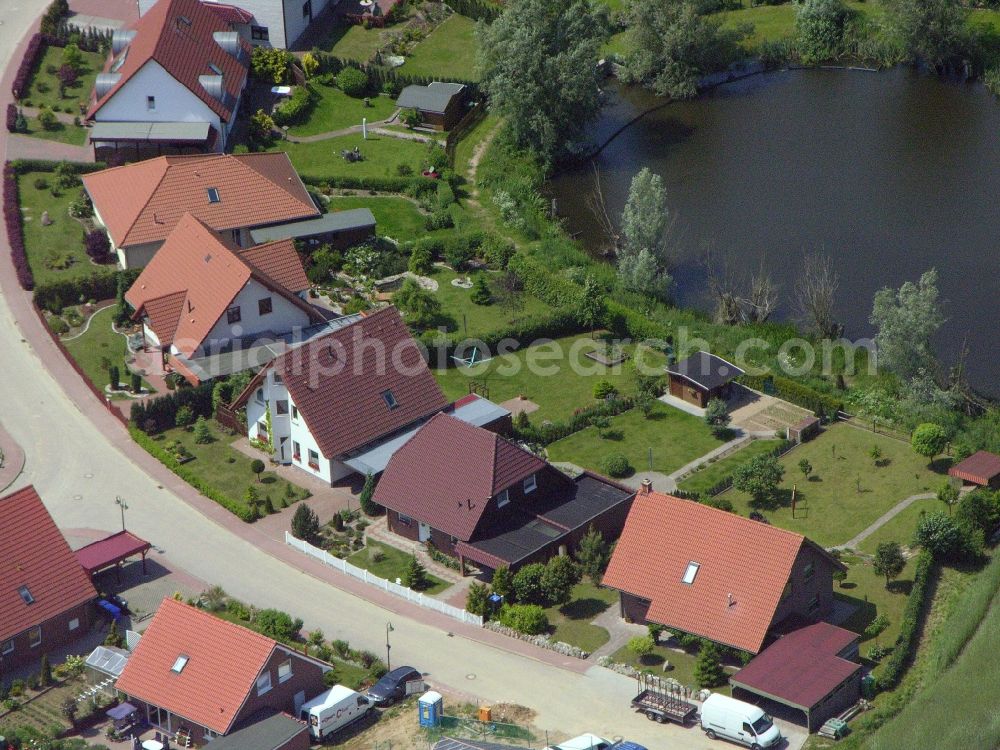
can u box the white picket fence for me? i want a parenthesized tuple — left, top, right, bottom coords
(285, 532, 483, 626)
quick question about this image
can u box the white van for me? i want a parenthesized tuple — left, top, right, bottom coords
(544, 734, 614, 750)
(700, 694, 782, 749)
(300, 685, 372, 740)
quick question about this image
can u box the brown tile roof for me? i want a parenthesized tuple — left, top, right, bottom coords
(88, 0, 250, 122)
(0, 486, 98, 642)
(235, 307, 448, 459)
(125, 213, 322, 356)
(949, 450, 1000, 486)
(83, 153, 318, 249)
(373, 413, 548, 541)
(603, 490, 814, 654)
(115, 598, 278, 735)
(239, 239, 310, 293)
(731, 622, 861, 710)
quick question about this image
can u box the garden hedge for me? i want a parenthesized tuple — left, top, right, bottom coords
(33, 268, 140, 313)
(300, 173, 441, 196)
(3, 162, 33, 289)
(310, 51, 480, 95)
(445, 0, 501, 21)
(513, 395, 635, 446)
(5, 104, 17, 133)
(878, 549, 934, 691)
(507, 254, 584, 309)
(128, 424, 256, 522)
(130, 382, 215, 434)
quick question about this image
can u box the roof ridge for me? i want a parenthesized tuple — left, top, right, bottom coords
(119, 157, 172, 246)
(663, 492, 806, 543)
(231, 153, 315, 212)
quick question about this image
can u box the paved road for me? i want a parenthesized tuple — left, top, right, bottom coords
(0, 7, 807, 747)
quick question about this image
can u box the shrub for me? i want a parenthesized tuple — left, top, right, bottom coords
(37, 106, 58, 130)
(129, 382, 214, 433)
(359, 472, 381, 516)
(540, 555, 581, 605)
(466, 582, 490, 616)
(879, 550, 934, 689)
(256, 608, 303, 641)
(193, 417, 212, 444)
(251, 46, 293, 84)
(402, 554, 429, 590)
(471, 274, 492, 305)
(249, 109, 275, 145)
(498, 603, 548, 635)
(337, 67, 368, 97)
(291, 503, 320, 542)
(912, 422, 948, 458)
(400, 108, 422, 128)
(796, 0, 851, 64)
(628, 635, 655, 657)
(84, 229, 112, 262)
(913, 511, 981, 562)
(408, 244, 433, 275)
(491, 565, 513, 600)
(600, 452, 632, 478)
(593, 380, 617, 400)
(868, 643, 889, 661)
(512, 562, 546, 604)
(175, 404, 196, 427)
(48, 315, 68, 334)
(864, 614, 890, 640)
(694, 642, 727, 687)
(272, 85, 317, 126)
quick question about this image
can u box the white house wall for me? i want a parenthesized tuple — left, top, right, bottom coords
(198, 279, 312, 357)
(121, 240, 163, 270)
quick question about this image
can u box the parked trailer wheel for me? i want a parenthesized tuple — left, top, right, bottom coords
(645, 711, 658, 721)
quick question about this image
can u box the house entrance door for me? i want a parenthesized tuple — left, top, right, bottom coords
(279, 436, 289, 462)
(418, 522, 431, 542)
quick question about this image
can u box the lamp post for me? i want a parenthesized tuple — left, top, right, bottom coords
(385, 622, 394, 671)
(115, 496, 129, 531)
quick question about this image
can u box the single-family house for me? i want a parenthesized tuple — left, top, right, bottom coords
(0, 486, 99, 676)
(395, 82, 468, 131)
(730, 621, 862, 731)
(114, 597, 324, 746)
(949, 450, 1000, 489)
(125, 212, 325, 373)
(602, 485, 845, 654)
(666, 351, 745, 409)
(373, 413, 636, 575)
(231, 306, 451, 482)
(88, 0, 251, 158)
(139, 0, 337, 49)
(82, 152, 320, 269)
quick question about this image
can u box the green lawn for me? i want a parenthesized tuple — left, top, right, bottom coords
(722, 423, 947, 548)
(346, 541, 451, 595)
(717, 4, 798, 45)
(433, 335, 668, 423)
(677, 439, 784, 496)
(20, 117, 89, 145)
(314, 22, 388, 61)
(287, 86, 397, 137)
(542, 581, 617, 653)
(156, 422, 311, 514)
(453, 112, 496, 178)
(62, 306, 131, 393)
(270, 132, 440, 180)
(401, 15, 480, 81)
(325, 194, 459, 241)
(835, 553, 917, 665)
(612, 641, 733, 696)
(18, 171, 94, 285)
(547, 400, 723, 477)
(21, 44, 104, 111)
(858, 497, 941, 555)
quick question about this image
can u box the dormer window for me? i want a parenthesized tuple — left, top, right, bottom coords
(209, 63, 223, 75)
(171, 655, 189, 673)
(496, 489, 510, 508)
(207, 187, 220, 203)
(18, 585, 34, 605)
(382, 390, 398, 410)
(682, 561, 700, 585)
(523, 474, 537, 494)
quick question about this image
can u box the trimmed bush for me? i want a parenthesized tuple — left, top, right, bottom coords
(84, 230, 112, 263)
(337, 67, 368, 97)
(497, 603, 548, 635)
(601, 452, 633, 478)
(272, 85, 318, 126)
(130, 382, 214, 433)
(878, 550, 934, 690)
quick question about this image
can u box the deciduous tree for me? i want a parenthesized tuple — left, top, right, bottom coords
(733, 453, 785, 509)
(870, 269, 944, 381)
(873, 541, 906, 587)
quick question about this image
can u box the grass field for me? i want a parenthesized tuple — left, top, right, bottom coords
(20, 117, 89, 145)
(676, 439, 784, 496)
(324, 195, 467, 242)
(858, 497, 941, 554)
(62, 306, 133, 395)
(18, 171, 93, 285)
(316, 22, 388, 61)
(612, 640, 733, 695)
(433, 335, 667, 423)
(21, 44, 104, 111)
(835, 553, 915, 654)
(722, 423, 946, 547)
(542, 582, 617, 652)
(401, 15, 480, 81)
(453, 112, 496, 178)
(270, 132, 440, 179)
(287, 87, 397, 137)
(156, 422, 311, 514)
(547, 400, 723, 477)
(347, 541, 450, 595)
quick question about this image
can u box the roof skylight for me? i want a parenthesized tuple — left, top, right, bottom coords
(18, 585, 34, 604)
(207, 187, 220, 203)
(681, 561, 700, 585)
(171, 655, 189, 673)
(382, 389, 398, 410)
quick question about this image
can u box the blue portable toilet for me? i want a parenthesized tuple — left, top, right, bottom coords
(418, 690, 443, 728)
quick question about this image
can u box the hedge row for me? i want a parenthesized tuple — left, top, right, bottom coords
(6, 104, 17, 133)
(128, 424, 256, 523)
(4, 162, 33, 289)
(300, 173, 440, 196)
(514, 395, 635, 446)
(9, 158, 106, 175)
(738, 373, 843, 417)
(311, 52, 480, 94)
(12, 34, 46, 99)
(878, 549, 934, 691)
(33, 268, 140, 312)
(603, 298, 674, 344)
(507, 254, 583, 309)
(130, 382, 215, 434)
(446, 0, 501, 21)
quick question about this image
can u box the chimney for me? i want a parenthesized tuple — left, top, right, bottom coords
(727, 593, 735, 608)
(640, 479, 652, 495)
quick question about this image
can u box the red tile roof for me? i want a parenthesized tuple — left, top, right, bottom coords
(949, 450, 1000, 486)
(115, 598, 278, 735)
(204, 1, 255, 24)
(74, 531, 152, 576)
(373, 413, 548, 540)
(89, 0, 250, 122)
(731, 622, 861, 710)
(235, 307, 448, 459)
(603, 490, 821, 654)
(125, 213, 322, 356)
(238, 239, 310, 293)
(83, 153, 318, 250)
(0, 486, 98, 642)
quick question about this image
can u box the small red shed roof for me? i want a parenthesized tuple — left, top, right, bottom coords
(949, 450, 1000, 486)
(0, 486, 98, 642)
(75, 531, 152, 576)
(730, 622, 861, 710)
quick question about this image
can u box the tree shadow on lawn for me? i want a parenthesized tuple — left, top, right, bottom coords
(886, 579, 913, 595)
(638, 653, 665, 667)
(835, 592, 879, 636)
(559, 597, 611, 621)
(929, 457, 954, 474)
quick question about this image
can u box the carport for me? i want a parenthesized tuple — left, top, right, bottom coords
(75, 530, 152, 582)
(730, 622, 863, 731)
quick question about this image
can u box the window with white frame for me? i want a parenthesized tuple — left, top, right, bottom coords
(291, 405, 298, 421)
(28, 626, 41, 648)
(69, 618, 80, 631)
(681, 561, 700, 585)
(523, 474, 537, 494)
(17, 585, 34, 604)
(292, 441, 301, 461)
(496, 489, 510, 508)
(307, 449, 320, 469)
(146, 95, 156, 110)
(278, 659, 293, 683)
(256, 671, 272, 696)
(276, 399, 289, 415)
(1, 639, 13, 655)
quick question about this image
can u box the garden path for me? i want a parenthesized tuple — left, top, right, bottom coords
(5, 132, 92, 161)
(19, 105, 80, 125)
(280, 114, 398, 143)
(833, 490, 958, 552)
(588, 605, 646, 660)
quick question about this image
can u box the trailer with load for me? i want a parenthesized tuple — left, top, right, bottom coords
(629, 674, 699, 726)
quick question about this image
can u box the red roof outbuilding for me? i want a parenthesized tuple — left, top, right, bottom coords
(0, 486, 98, 643)
(949, 450, 1000, 487)
(74, 531, 152, 576)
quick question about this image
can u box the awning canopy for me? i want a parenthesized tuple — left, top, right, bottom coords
(90, 121, 211, 143)
(249, 208, 376, 244)
(75, 531, 151, 576)
(106, 701, 138, 720)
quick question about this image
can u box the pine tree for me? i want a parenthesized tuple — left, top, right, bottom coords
(403, 555, 428, 590)
(104, 620, 124, 648)
(359, 473, 381, 516)
(193, 417, 213, 444)
(291, 503, 320, 542)
(694, 642, 726, 688)
(39, 653, 52, 686)
(471, 274, 492, 305)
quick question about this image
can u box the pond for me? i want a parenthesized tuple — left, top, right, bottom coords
(550, 68, 1000, 397)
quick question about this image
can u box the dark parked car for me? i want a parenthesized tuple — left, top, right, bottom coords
(366, 666, 421, 706)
